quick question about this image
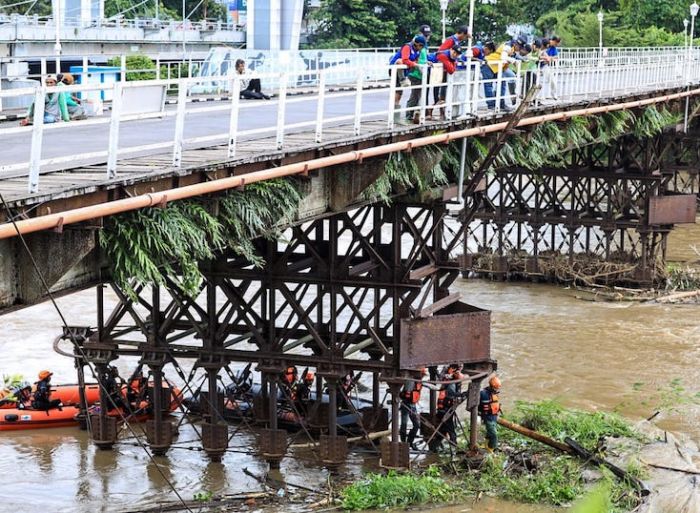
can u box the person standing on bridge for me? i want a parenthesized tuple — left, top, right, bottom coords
(438, 25, 470, 51)
(234, 59, 271, 100)
(480, 375, 501, 452)
(389, 35, 427, 123)
(427, 44, 464, 119)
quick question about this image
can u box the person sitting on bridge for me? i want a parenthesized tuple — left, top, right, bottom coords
(57, 73, 87, 121)
(389, 35, 427, 122)
(400, 367, 426, 450)
(427, 44, 464, 119)
(32, 370, 62, 411)
(234, 59, 271, 100)
(438, 25, 470, 51)
(480, 375, 501, 452)
(20, 75, 70, 126)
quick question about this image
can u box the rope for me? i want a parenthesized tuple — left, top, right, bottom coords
(0, 192, 194, 513)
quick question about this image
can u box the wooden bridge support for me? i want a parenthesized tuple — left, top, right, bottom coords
(87, 201, 495, 468)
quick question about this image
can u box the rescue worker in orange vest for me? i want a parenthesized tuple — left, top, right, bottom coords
(480, 375, 501, 452)
(432, 364, 463, 450)
(281, 365, 299, 401)
(399, 367, 426, 449)
(293, 369, 314, 414)
(32, 370, 62, 411)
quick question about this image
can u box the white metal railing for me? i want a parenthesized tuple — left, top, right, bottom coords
(1, 49, 699, 194)
(0, 13, 243, 32)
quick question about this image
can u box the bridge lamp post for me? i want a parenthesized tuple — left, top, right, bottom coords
(439, 0, 449, 41)
(53, 0, 62, 74)
(597, 11, 604, 64)
(684, 2, 699, 132)
(691, 3, 699, 53)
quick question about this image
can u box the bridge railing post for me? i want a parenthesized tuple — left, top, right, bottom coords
(276, 72, 288, 150)
(495, 61, 504, 113)
(172, 80, 187, 168)
(315, 71, 326, 143)
(513, 61, 522, 109)
(107, 82, 123, 179)
(387, 66, 398, 130)
(418, 63, 428, 124)
(27, 86, 46, 194)
(353, 71, 364, 136)
(470, 61, 480, 115)
(227, 77, 241, 158)
(120, 55, 126, 82)
(444, 70, 454, 122)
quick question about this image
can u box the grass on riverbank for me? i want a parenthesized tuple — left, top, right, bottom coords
(338, 400, 647, 512)
(340, 466, 463, 511)
(460, 400, 647, 512)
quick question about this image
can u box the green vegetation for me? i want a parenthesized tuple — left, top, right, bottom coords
(341, 466, 463, 511)
(107, 55, 156, 81)
(100, 179, 303, 297)
(362, 146, 449, 203)
(508, 399, 641, 448)
(665, 263, 700, 291)
(311, 0, 697, 47)
(460, 400, 646, 512)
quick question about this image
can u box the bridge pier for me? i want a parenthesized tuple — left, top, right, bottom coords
(88, 201, 494, 467)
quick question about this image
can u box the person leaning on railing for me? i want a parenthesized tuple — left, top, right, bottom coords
(388, 35, 427, 123)
(427, 44, 464, 120)
(19, 75, 69, 126)
(234, 59, 271, 100)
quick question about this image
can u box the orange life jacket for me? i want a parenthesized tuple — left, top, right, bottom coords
(480, 390, 500, 416)
(401, 382, 423, 404)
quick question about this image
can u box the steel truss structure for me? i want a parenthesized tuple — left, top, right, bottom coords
(82, 202, 494, 468)
(463, 132, 698, 285)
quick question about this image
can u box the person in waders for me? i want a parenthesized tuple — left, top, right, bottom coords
(480, 375, 501, 452)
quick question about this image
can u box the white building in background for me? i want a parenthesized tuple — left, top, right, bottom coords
(246, 0, 304, 50)
(57, 0, 104, 26)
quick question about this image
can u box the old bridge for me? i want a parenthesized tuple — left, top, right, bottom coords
(0, 47, 699, 468)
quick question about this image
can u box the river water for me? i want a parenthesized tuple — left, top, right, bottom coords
(1, 227, 699, 512)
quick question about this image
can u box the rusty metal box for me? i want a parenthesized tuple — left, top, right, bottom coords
(649, 195, 697, 225)
(399, 301, 491, 369)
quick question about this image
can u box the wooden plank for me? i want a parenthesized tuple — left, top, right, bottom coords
(416, 292, 462, 319)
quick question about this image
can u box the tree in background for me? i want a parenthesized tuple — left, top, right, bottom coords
(309, 0, 695, 48)
(311, 0, 442, 48)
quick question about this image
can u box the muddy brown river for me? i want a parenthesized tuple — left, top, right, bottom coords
(1, 220, 699, 513)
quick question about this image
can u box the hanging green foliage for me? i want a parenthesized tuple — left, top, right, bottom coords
(219, 180, 304, 266)
(594, 110, 636, 144)
(633, 105, 681, 138)
(100, 179, 303, 298)
(564, 116, 595, 149)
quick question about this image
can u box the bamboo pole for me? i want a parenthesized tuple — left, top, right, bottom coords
(497, 417, 573, 453)
(2, 87, 700, 240)
(289, 429, 391, 449)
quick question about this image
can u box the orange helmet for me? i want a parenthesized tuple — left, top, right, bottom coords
(38, 370, 53, 380)
(489, 376, 501, 390)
